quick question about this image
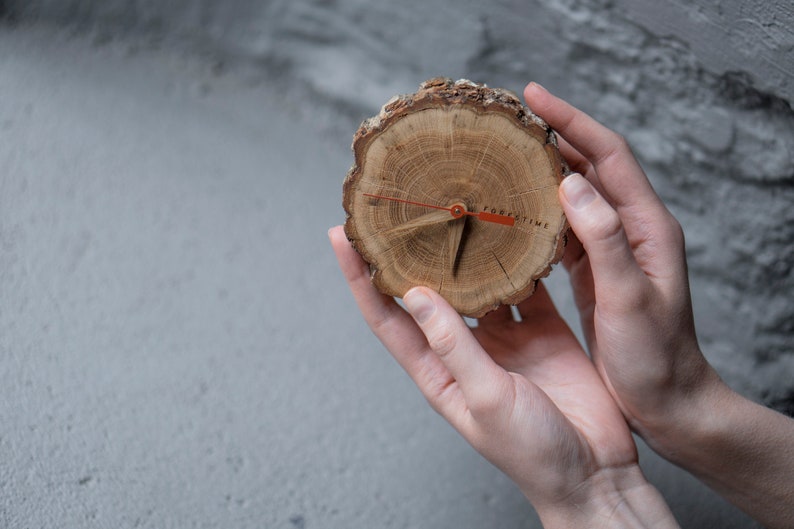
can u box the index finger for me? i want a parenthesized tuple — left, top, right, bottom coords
(524, 83, 663, 214)
(329, 226, 428, 366)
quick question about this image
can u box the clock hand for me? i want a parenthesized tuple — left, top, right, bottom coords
(473, 209, 516, 226)
(448, 217, 466, 270)
(363, 193, 515, 226)
(363, 193, 455, 213)
(371, 201, 465, 269)
(380, 209, 453, 236)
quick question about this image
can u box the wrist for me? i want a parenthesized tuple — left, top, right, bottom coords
(632, 362, 731, 464)
(636, 377, 794, 529)
(535, 465, 679, 529)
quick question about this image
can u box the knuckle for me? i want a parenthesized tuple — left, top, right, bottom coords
(612, 133, 633, 158)
(423, 376, 457, 415)
(468, 377, 514, 420)
(613, 133, 631, 151)
(468, 388, 505, 419)
(666, 215, 686, 248)
(597, 132, 632, 165)
(426, 323, 457, 358)
(590, 207, 625, 247)
(647, 211, 686, 256)
(367, 304, 399, 335)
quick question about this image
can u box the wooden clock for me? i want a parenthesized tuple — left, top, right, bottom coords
(343, 78, 569, 318)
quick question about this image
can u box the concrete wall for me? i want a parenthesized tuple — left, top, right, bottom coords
(10, 0, 791, 427)
(2, 0, 792, 527)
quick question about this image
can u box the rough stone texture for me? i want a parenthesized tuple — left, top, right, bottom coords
(1, 1, 792, 527)
(5, 4, 792, 405)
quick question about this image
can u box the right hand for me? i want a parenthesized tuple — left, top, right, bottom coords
(523, 82, 723, 448)
(525, 82, 794, 529)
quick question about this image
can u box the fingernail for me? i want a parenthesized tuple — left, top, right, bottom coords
(404, 288, 435, 324)
(529, 81, 547, 93)
(561, 174, 596, 210)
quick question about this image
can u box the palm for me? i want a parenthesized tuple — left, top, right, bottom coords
(470, 284, 637, 477)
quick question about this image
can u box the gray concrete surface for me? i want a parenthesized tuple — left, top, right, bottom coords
(1, 26, 510, 529)
(7, 0, 791, 406)
(1, 1, 791, 527)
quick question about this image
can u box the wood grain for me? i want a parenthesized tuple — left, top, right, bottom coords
(343, 78, 569, 317)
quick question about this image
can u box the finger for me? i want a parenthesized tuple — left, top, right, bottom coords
(524, 83, 632, 169)
(516, 282, 588, 358)
(515, 281, 559, 322)
(558, 175, 649, 309)
(527, 84, 686, 281)
(329, 226, 427, 365)
(556, 134, 598, 186)
(500, 282, 594, 385)
(562, 234, 596, 316)
(403, 287, 511, 419)
(524, 83, 664, 214)
(561, 229, 585, 272)
(560, 233, 597, 348)
(331, 227, 475, 421)
(476, 303, 515, 328)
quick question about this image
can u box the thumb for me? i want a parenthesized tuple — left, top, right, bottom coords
(403, 287, 509, 417)
(559, 174, 647, 304)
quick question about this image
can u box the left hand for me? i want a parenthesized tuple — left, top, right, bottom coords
(329, 226, 659, 523)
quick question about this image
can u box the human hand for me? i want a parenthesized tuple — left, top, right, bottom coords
(524, 84, 794, 529)
(523, 83, 721, 449)
(329, 226, 678, 527)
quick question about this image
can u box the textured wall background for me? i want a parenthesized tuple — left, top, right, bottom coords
(8, 0, 791, 406)
(1, 0, 792, 527)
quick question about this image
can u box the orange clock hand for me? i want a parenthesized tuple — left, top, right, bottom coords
(473, 209, 516, 226)
(363, 193, 515, 226)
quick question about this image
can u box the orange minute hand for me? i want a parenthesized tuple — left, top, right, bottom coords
(363, 193, 515, 226)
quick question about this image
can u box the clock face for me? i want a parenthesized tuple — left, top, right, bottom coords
(343, 78, 568, 318)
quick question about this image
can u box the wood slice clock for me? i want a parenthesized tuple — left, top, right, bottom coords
(343, 78, 569, 318)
